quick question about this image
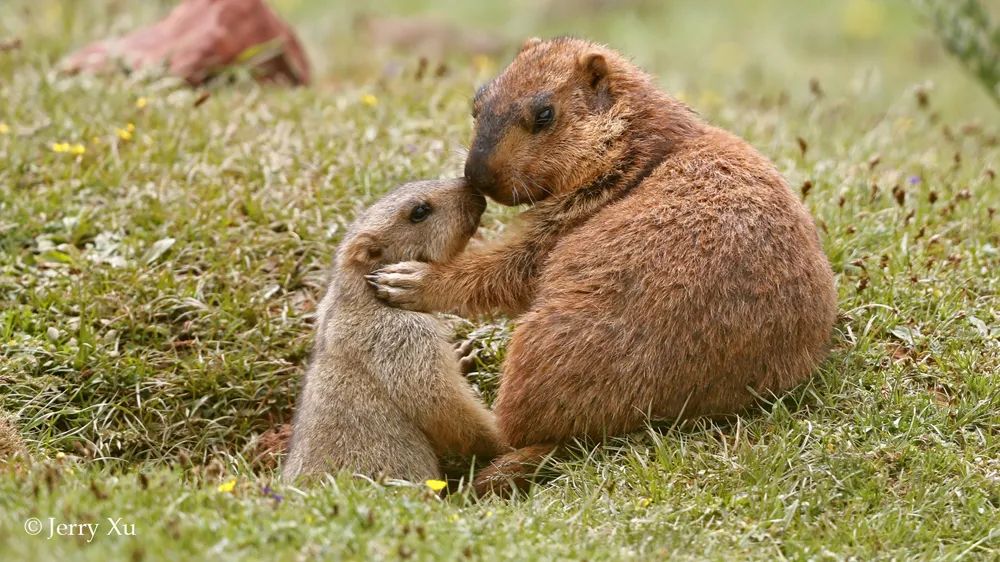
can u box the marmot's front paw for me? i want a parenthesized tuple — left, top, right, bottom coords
(454, 338, 480, 375)
(366, 261, 432, 311)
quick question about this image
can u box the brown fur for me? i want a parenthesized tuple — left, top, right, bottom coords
(249, 423, 292, 471)
(283, 179, 507, 483)
(370, 38, 837, 495)
(0, 413, 26, 460)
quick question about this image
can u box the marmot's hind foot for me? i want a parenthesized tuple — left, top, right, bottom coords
(472, 443, 559, 498)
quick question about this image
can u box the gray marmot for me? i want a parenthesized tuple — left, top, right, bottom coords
(283, 179, 507, 483)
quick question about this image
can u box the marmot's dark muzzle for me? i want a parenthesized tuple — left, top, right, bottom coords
(464, 144, 496, 195)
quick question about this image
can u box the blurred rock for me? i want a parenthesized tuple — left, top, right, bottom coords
(61, 0, 310, 86)
(356, 15, 507, 59)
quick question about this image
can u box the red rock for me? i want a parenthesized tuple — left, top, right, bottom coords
(61, 0, 310, 86)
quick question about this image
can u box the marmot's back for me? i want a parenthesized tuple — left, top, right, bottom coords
(532, 128, 835, 425)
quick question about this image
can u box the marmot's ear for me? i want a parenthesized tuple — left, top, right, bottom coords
(519, 37, 543, 53)
(344, 233, 383, 267)
(578, 52, 609, 90)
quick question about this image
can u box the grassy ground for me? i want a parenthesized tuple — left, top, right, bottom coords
(1, 0, 998, 559)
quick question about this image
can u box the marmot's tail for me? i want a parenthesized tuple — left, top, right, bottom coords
(472, 443, 560, 498)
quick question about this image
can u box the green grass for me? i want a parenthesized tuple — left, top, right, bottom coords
(1, 0, 998, 559)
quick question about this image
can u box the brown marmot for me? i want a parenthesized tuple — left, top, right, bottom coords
(283, 178, 507, 483)
(370, 38, 837, 495)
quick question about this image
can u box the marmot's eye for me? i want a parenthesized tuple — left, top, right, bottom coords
(533, 106, 555, 133)
(409, 202, 432, 223)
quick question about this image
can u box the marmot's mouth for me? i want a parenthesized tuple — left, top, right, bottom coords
(480, 186, 519, 207)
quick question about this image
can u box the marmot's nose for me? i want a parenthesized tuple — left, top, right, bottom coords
(464, 146, 495, 194)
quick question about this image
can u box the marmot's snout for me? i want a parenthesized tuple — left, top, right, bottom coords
(437, 178, 486, 237)
(464, 144, 496, 197)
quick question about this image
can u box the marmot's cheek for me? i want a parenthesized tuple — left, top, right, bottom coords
(472, 190, 487, 210)
(464, 196, 487, 231)
(487, 181, 521, 206)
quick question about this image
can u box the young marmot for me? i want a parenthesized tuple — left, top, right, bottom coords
(283, 179, 507, 483)
(370, 38, 838, 495)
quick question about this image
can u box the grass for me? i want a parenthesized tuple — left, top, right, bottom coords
(1, 0, 998, 559)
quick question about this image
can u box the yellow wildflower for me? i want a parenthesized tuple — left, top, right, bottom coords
(135, 97, 148, 109)
(425, 479, 447, 492)
(0, 122, 9, 134)
(361, 93, 378, 107)
(637, 497, 652, 508)
(217, 478, 237, 493)
(51, 142, 83, 154)
(117, 127, 133, 141)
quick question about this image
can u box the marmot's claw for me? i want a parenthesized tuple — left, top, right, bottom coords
(455, 338, 479, 374)
(454, 338, 474, 355)
(458, 351, 479, 375)
(370, 284, 414, 307)
(370, 261, 428, 286)
(367, 261, 430, 310)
